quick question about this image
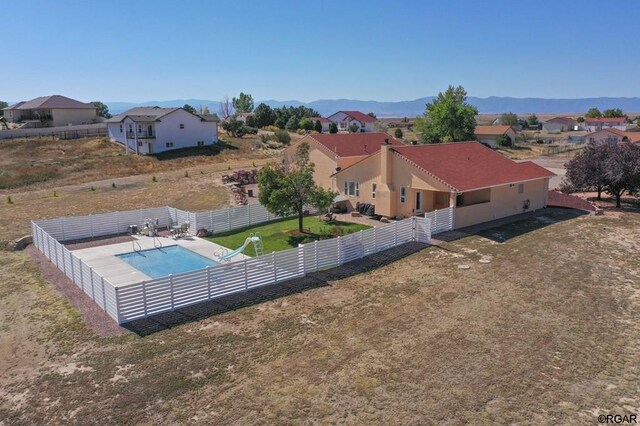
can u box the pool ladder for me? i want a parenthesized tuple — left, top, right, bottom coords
(132, 239, 142, 253)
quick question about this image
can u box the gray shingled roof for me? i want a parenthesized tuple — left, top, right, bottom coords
(105, 107, 179, 123)
(7, 95, 96, 110)
(105, 107, 219, 123)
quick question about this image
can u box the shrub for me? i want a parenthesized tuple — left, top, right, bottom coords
(349, 124, 360, 133)
(152, 176, 157, 182)
(329, 122, 338, 133)
(53, 191, 58, 197)
(273, 129, 291, 145)
(394, 128, 403, 138)
(296, 129, 306, 135)
(263, 125, 279, 132)
(112, 182, 117, 188)
(299, 117, 314, 132)
(496, 134, 512, 147)
(184, 171, 189, 178)
(6, 195, 13, 204)
(90, 186, 95, 191)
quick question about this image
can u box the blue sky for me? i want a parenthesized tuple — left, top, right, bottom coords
(3, 0, 639, 103)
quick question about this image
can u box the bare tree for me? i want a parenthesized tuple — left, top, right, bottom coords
(219, 95, 233, 120)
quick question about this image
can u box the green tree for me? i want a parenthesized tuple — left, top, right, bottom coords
(602, 108, 624, 118)
(258, 142, 323, 232)
(0, 101, 8, 116)
(299, 117, 314, 132)
(92, 101, 112, 119)
(253, 103, 275, 128)
(182, 104, 197, 115)
(415, 85, 478, 144)
(527, 114, 539, 126)
(585, 108, 602, 118)
(500, 112, 518, 126)
(367, 112, 377, 118)
(245, 114, 257, 128)
(329, 122, 338, 133)
(576, 116, 585, 123)
(232, 92, 254, 113)
(349, 123, 360, 133)
(311, 187, 337, 216)
(394, 128, 403, 138)
(636, 116, 640, 126)
(221, 117, 245, 137)
(285, 116, 299, 131)
(496, 134, 512, 147)
(314, 119, 323, 133)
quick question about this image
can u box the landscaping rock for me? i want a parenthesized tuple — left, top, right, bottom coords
(457, 264, 471, 270)
(12, 235, 33, 251)
(196, 228, 212, 238)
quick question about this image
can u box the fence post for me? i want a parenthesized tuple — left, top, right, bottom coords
(394, 221, 398, 246)
(90, 214, 94, 239)
(248, 204, 252, 226)
(272, 252, 277, 283)
(359, 230, 365, 258)
(61, 217, 66, 242)
(142, 281, 148, 318)
(314, 241, 319, 272)
(114, 287, 121, 323)
(170, 275, 175, 309)
(373, 226, 377, 252)
(337, 236, 341, 264)
(116, 211, 120, 235)
(298, 244, 304, 276)
(228, 207, 231, 231)
(412, 217, 416, 241)
(210, 211, 214, 233)
(244, 259, 250, 290)
(206, 266, 212, 299)
(101, 276, 107, 312)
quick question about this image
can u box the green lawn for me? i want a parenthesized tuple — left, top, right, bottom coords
(207, 216, 371, 256)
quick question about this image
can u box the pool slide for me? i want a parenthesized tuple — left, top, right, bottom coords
(218, 236, 261, 261)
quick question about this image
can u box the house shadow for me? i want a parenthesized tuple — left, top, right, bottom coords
(150, 140, 237, 161)
(121, 241, 429, 336)
(433, 207, 588, 244)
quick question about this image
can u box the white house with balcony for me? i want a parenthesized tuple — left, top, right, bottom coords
(105, 107, 219, 154)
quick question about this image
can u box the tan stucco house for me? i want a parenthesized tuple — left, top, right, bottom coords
(474, 125, 517, 148)
(332, 141, 555, 229)
(282, 133, 403, 190)
(585, 128, 640, 145)
(2, 95, 98, 128)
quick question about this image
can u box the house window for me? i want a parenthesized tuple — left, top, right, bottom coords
(166, 142, 174, 148)
(138, 125, 142, 132)
(400, 187, 406, 203)
(119, 124, 123, 133)
(179, 124, 185, 129)
(518, 183, 524, 194)
(197, 141, 205, 146)
(372, 183, 377, 199)
(128, 124, 133, 132)
(344, 181, 359, 196)
(138, 142, 143, 147)
(456, 194, 464, 207)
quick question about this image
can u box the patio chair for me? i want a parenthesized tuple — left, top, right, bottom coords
(179, 222, 190, 238)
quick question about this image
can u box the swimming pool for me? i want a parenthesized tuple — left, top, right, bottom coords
(117, 245, 220, 279)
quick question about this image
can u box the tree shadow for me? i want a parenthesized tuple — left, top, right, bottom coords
(150, 140, 237, 161)
(121, 241, 429, 336)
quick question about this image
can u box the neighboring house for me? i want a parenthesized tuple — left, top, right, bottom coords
(474, 125, 517, 148)
(310, 117, 333, 133)
(105, 107, 219, 154)
(2, 95, 98, 128)
(327, 111, 377, 133)
(584, 128, 640, 145)
(282, 132, 403, 190)
(542, 116, 577, 132)
(584, 117, 627, 132)
(333, 141, 555, 228)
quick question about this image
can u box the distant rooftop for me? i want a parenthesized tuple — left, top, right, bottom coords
(4, 95, 96, 110)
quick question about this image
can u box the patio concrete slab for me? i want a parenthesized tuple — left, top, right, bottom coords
(72, 235, 248, 287)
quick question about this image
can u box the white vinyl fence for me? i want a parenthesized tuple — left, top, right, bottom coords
(31, 221, 120, 322)
(32, 204, 431, 325)
(424, 206, 454, 234)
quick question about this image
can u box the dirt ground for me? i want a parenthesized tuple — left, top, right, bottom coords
(1, 206, 640, 424)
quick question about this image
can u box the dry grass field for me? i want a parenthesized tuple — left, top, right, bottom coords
(0, 135, 278, 245)
(1, 204, 640, 423)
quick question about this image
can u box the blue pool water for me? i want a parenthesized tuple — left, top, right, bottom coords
(117, 245, 220, 279)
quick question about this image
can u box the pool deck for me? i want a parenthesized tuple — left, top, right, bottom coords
(71, 235, 248, 287)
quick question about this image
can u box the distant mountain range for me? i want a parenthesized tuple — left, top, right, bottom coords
(105, 96, 640, 117)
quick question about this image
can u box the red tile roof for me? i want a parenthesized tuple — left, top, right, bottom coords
(391, 142, 555, 191)
(585, 117, 626, 124)
(474, 125, 513, 136)
(310, 117, 332, 123)
(309, 132, 403, 157)
(338, 111, 378, 123)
